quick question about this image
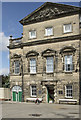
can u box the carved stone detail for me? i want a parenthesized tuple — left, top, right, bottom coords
(20, 3, 79, 25)
(60, 46, 76, 54)
(25, 6, 65, 23)
(11, 54, 21, 59)
(26, 50, 39, 57)
(42, 48, 56, 57)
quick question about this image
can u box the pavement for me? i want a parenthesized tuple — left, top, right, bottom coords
(0, 101, 80, 119)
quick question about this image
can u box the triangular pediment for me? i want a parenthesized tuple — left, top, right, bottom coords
(26, 50, 39, 57)
(42, 49, 56, 56)
(20, 2, 80, 25)
(60, 46, 76, 54)
(11, 54, 21, 59)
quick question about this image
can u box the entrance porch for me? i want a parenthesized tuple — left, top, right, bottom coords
(41, 80, 58, 103)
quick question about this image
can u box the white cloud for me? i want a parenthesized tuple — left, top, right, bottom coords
(0, 32, 9, 52)
(0, 68, 9, 75)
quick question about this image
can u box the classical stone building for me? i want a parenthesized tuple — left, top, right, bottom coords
(8, 2, 81, 104)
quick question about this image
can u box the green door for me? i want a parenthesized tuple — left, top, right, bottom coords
(17, 93, 18, 101)
(19, 91, 22, 102)
(47, 88, 49, 103)
(13, 92, 16, 101)
(12, 86, 22, 102)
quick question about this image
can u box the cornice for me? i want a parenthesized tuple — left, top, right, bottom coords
(11, 37, 23, 41)
(8, 34, 81, 49)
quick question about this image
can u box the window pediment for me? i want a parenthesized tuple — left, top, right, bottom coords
(11, 54, 21, 59)
(42, 49, 56, 57)
(26, 51, 39, 57)
(60, 46, 76, 54)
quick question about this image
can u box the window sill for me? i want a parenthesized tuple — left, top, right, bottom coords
(30, 73, 36, 75)
(13, 73, 20, 76)
(44, 34, 54, 37)
(31, 96, 37, 98)
(64, 70, 73, 74)
(63, 31, 72, 34)
(64, 71, 73, 74)
(28, 37, 37, 40)
(46, 72, 53, 74)
(65, 97, 73, 99)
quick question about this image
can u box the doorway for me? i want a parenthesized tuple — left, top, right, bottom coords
(47, 85, 54, 103)
(12, 86, 22, 102)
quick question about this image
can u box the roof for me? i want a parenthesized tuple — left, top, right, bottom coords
(19, 2, 80, 25)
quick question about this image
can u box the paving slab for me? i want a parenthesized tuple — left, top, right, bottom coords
(2, 102, 80, 119)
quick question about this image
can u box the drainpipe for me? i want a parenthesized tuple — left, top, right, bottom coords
(21, 58, 24, 102)
(79, 38, 81, 105)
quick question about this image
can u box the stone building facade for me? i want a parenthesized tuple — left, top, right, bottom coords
(8, 2, 81, 104)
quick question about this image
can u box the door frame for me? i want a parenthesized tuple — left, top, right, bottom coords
(12, 86, 22, 102)
(46, 85, 54, 103)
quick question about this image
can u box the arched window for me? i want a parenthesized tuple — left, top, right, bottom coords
(42, 49, 56, 73)
(26, 51, 39, 74)
(60, 46, 76, 72)
(11, 54, 21, 75)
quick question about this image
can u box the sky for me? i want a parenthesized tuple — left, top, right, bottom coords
(1, 2, 80, 75)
